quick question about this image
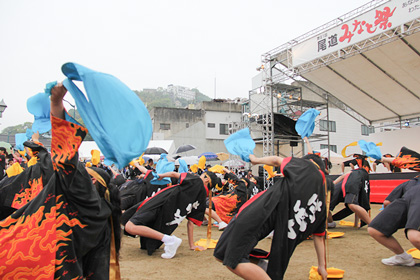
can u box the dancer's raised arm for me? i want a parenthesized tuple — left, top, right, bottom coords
(249, 154, 284, 167)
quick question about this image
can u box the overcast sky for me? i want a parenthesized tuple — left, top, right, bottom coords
(0, 0, 369, 131)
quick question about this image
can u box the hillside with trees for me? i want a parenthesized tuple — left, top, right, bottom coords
(134, 88, 211, 110)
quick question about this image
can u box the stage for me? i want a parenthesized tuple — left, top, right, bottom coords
(328, 171, 420, 203)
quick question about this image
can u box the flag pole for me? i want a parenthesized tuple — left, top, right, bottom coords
(205, 189, 213, 249)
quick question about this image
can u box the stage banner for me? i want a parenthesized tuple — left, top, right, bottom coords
(292, 0, 420, 67)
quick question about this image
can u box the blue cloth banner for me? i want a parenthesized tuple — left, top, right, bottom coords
(178, 159, 188, 173)
(295, 108, 320, 138)
(103, 158, 116, 167)
(26, 129, 33, 139)
(26, 92, 51, 134)
(224, 127, 255, 162)
(358, 140, 382, 160)
(61, 62, 152, 169)
(151, 154, 175, 185)
(15, 133, 29, 151)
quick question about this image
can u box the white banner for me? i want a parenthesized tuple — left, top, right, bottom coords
(292, 0, 420, 67)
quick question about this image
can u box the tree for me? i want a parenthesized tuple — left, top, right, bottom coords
(1, 122, 33, 135)
(193, 88, 211, 103)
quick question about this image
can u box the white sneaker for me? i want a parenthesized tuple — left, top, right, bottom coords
(161, 236, 182, 259)
(381, 255, 415, 266)
(218, 221, 228, 231)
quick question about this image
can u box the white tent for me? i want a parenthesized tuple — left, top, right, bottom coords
(79, 141, 102, 160)
(175, 156, 199, 166)
(262, 0, 420, 125)
(224, 159, 246, 168)
(314, 148, 345, 164)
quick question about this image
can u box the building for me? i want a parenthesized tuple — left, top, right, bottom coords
(167, 84, 196, 101)
(149, 100, 242, 156)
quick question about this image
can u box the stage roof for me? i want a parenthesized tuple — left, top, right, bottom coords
(261, 0, 420, 125)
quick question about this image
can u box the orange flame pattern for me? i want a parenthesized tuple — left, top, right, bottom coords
(392, 154, 420, 171)
(212, 193, 239, 224)
(51, 116, 87, 173)
(11, 178, 44, 210)
(0, 195, 86, 279)
(355, 158, 371, 173)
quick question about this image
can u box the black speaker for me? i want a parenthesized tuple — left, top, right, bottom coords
(290, 140, 298, 147)
(258, 166, 264, 177)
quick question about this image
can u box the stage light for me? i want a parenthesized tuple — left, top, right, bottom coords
(256, 65, 265, 71)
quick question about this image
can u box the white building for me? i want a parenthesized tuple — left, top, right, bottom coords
(149, 100, 242, 156)
(167, 84, 196, 101)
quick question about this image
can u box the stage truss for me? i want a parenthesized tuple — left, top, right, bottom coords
(244, 0, 420, 188)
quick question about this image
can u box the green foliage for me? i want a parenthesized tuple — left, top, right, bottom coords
(1, 122, 33, 135)
(67, 108, 81, 120)
(193, 88, 212, 103)
(134, 88, 211, 110)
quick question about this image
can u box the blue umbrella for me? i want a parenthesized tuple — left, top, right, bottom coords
(198, 152, 218, 161)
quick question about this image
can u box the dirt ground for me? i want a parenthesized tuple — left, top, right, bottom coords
(119, 204, 420, 280)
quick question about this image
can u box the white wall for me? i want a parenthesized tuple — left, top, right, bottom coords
(368, 126, 420, 157)
(312, 107, 370, 155)
(79, 141, 101, 159)
(205, 111, 241, 140)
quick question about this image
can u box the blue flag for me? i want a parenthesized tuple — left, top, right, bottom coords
(15, 133, 29, 151)
(61, 63, 152, 169)
(178, 159, 188, 173)
(358, 140, 382, 160)
(224, 127, 255, 162)
(26, 92, 51, 134)
(151, 154, 175, 185)
(295, 108, 320, 138)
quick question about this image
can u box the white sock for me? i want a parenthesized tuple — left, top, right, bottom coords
(397, 252, 410, 259)
(161, 234, 173, 244)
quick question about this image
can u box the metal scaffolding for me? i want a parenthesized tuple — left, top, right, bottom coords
(247, 74, 328, 189)
(239, 0, 420, 188)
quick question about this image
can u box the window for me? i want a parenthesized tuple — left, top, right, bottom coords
(361, 125, 375, 136)
(160, 123, 170, 130)
(186, 123, 189, 128)
(219, 123, 229, 135)
(319, 120, 336, 132)
(320, 144, 337, 153)
(207, 123, 215, 128)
